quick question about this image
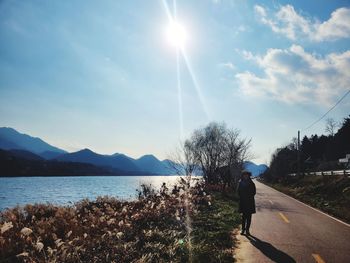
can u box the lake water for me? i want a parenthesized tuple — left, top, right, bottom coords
(0, 176, 183, 210)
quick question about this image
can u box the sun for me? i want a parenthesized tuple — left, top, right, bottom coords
(166, 21, 187, 48)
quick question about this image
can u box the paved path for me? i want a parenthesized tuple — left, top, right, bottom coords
(235, 180, 350, 263)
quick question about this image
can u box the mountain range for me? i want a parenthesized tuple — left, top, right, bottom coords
(0, 127, 268, 176)
(0, 149, 119, 177)
(0, 127, 66, 157)
(55, 149, 173, 174)
(0, 127, 174, 175)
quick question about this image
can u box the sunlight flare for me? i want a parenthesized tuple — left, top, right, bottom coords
(176, 49, 184, 139)
(167, 21, 187, 48)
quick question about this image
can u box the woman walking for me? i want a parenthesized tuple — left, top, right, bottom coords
(238, 170, 256, 235)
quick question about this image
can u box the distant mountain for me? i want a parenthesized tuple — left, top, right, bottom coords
(0, 149, 117, 176)
(56, 150, 177, 175)
(134, 155, 174, 175)
(40, 151, 64, 160)
(0, 127, 66, 157)
(0, 137, 21, 150)
(56, 149, 141, 172)
(9, 149, 44, 161)
(0, 127, 177, 175)
(244, 161, 268, 177)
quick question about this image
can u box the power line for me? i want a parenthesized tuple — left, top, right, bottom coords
(302, 88, 350, 132)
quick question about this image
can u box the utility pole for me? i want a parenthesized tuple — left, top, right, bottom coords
(297, 130, 300, 178)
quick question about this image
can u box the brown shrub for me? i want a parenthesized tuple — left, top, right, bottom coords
(0, 180, 210, 263)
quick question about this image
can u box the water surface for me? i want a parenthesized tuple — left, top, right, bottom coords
(0, 176, 181, 210)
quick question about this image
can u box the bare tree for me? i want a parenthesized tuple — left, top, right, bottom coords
(222, 129, 252, 189)
(181, 122, 251, 186)
(325, 118, 338, 137)
(166, 140, 199, 177)
(189, 122, 227, 183)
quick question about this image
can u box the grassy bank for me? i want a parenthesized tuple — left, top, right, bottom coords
(191, 186, 241, 262)
(0, 182, 241, 262)
(261, 174, 350, 223)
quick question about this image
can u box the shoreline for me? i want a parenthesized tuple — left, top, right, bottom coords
(0, 181, 214, 262)
(0, 182, 240, 262)
(0, 174, 189, 178)
(0, 175, 202, 211)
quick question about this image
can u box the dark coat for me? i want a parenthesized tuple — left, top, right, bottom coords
(238, 179, 256, 214)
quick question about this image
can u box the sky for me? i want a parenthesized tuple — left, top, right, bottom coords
(0, 0, 349, 164)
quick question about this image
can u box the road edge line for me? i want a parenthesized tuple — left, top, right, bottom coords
(278, 212, 290, 223)
(258, 180, 350, 228)
(312, 253, 326, 263)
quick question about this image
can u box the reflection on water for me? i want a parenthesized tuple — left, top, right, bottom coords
(0, 176, 182, 210)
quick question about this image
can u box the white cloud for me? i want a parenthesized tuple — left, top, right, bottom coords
(235, 45, 350, 105)
(254, 5, 267, 18)
(254, 4, 350, 42)
(316, 8, 350, 41)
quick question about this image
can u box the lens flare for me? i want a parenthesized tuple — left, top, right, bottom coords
(177, 49, 184, 139)
(167, 21, 187, 48)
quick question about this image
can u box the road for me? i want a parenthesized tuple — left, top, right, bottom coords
(235, 180, 350, 263)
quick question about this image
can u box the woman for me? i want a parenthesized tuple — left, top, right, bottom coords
(238, 170, 256, 235)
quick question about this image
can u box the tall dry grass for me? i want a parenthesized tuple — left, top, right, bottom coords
(0, 179, 211, 263)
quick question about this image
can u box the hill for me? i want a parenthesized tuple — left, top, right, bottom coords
(134, 154, 174, 175)
(0, 127, 176, 175)
(244, 161, 268, 177)
(0, 127, 66, 157)
(0, 149, 118, 176)
(56, 149, 141, 173)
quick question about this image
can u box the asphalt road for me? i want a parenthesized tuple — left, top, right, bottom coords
(235, 180, 350, 263)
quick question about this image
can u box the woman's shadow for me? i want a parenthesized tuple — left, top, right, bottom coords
(245, 234, 296, 263)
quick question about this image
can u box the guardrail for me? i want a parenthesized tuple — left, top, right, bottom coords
(289, 169, 350, 177)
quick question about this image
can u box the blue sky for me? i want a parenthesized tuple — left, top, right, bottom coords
(0, 0, 349, 164)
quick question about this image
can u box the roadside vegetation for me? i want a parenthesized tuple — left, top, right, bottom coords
(0, 180, 209, 262)
(262, 115, 350, 223)
(0, 180, 241, 263)
(191, 185, 240, 262)
(264, 116, 349, 183)
(261, 174, 350, 223)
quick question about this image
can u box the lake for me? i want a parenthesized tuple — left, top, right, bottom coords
(0, 176, 183, 210)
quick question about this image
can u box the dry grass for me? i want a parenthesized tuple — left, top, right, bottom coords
(0, 180, 212, 263)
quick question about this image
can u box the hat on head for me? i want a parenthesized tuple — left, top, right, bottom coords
(241, 170, 252, 176)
